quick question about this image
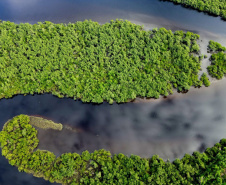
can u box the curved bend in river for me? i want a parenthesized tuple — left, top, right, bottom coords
(0, 19, 213, 104)
(1, 115, 226, 184)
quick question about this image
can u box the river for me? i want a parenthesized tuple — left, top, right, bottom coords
(0, 0, 226, 184)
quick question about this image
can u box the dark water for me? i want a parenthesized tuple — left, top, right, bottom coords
(0, 0, 226, 185)
(1, 80, 226, 185)
(0, 0, 226, 36)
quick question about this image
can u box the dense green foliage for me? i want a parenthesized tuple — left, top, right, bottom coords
(165, 0, 226, 20)
(0, 19, 205, 103)
(200, 73, 211, 87)
(208, 40, 226, 52)
(207, 41, 226, 79)
(0, 115, 56, 179)
(1, 114, 226, 184)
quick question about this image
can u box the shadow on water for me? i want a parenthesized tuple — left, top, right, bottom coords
(0, 0, 226, 184)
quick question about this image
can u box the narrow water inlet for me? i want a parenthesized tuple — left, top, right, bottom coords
(36, 125, 203, 162)
(33, 78, 226, 162)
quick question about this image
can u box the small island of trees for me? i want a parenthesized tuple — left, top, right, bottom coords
(1, 114, 226, 184)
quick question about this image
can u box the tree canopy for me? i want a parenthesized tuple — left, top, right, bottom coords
(208, 40, 226, 52)
(0, 19, 207, 103)
(207, 41, 226, 79)
(1, 114, 226, 184)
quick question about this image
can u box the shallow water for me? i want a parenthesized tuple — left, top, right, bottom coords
(0, 0, 226, 184)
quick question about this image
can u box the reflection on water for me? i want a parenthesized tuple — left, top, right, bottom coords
(0, 0, 226, 36)
(0, 0, 226, 184)
(1, 79, 226, 184)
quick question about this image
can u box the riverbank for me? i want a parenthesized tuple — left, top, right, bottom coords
(1, 115, 226, 184)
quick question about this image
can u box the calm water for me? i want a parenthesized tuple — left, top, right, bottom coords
(0, 0, 226, 185)
(0, 0, 226, 36)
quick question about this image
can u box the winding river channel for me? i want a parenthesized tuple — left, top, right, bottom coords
(0, 0, 226, 184)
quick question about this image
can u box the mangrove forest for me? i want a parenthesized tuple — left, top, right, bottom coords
(0, 0, 226, 183)
(1, 115, 226, 185)
(0, 19, 210, 104)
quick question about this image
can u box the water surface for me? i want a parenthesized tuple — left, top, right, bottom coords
(0, 0, 226, 184)
(0, 0, 226, 36)
(1, 79, 226, 184)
